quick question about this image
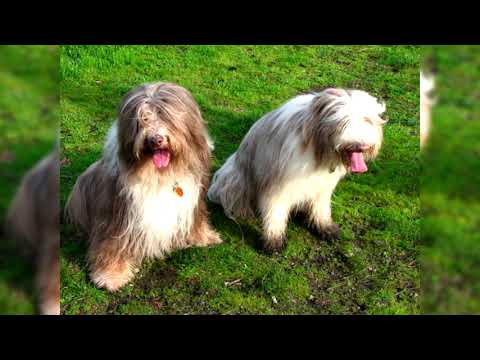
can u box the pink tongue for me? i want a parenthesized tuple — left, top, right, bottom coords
(153, 149, 171, 169)
(350, 152, 368, 173)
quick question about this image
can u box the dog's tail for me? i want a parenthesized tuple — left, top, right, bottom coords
(207, 153, 255, 219)
(64, 161, 100, 234)
(64, 184, 81, 230)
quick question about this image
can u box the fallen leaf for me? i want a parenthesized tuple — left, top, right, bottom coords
(225, 279, 242, 287)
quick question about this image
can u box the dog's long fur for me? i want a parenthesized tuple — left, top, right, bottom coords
(208, 88, 386, 253)
(66, 82, 221, 291)
(5, 146, 60, 315)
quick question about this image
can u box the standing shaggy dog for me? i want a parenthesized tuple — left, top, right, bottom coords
(208, 88, 387, 253)
(5, 146, 60, 315)
(66, 82, 221, 292)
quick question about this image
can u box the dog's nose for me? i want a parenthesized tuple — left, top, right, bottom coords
(149, 135, 165, 148)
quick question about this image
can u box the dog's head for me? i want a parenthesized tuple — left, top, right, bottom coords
(304, 88, 387, 173)
(116, 82, 210, 171)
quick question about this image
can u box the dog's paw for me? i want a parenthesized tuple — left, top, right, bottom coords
(257, 236, 286, 255)
(206, 230, 223, 245)
(90, 266, 134, 292)
(315, 223, 340, 242)
(195, 229, 223, 247)
(91, 274, 130, 292)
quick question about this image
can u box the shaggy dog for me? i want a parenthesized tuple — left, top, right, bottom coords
(420, 71, 435, 149)
(207, 88, 387, 253)
(5, 146, 60, 315)
(66, 82, 221, 292)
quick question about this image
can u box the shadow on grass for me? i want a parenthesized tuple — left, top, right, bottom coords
(60, 224, 89, 279)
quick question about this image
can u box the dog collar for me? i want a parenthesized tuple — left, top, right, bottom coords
(172, 181, 183, 197)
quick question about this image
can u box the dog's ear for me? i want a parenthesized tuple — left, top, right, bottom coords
(117, 107, 140, 167)
(310, 88, 345, 120)
(303, 91, 345, 167)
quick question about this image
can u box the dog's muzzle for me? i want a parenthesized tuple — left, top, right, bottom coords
(147, 134, 168, 151)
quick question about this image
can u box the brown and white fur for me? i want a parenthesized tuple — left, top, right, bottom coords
(66, 82, 221, 292)
(5, 146, 60, 315)
(207, 88, 387, 253)
(420, 71, 435, 149)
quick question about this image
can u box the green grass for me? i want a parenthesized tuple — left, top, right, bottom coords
(0, 45, 58, 314)
(421, 46, 480, 314)
(60, 45, 420, 315)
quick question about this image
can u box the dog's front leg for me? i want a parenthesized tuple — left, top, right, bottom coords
(188, 213, 222, 248)
(259, 197, 290, 254)
(87, 238, 137, 292)
(309, 189, 340, 241)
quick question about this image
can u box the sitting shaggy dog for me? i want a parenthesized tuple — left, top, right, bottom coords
(5, 146, 60, 315)
(208, 88, 387, 253)
(66, 82, 221, 292)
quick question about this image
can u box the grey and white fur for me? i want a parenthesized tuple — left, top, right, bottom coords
(208, 88, 387, 253)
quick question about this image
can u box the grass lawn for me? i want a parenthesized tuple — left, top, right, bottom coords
(0, 45, 58, 314)
(421, 46, 480, 314)
(60, 45, 420, 315)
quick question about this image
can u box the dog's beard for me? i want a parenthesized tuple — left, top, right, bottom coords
(336, 118, 384, 174)
(325, 123, 382, 174)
